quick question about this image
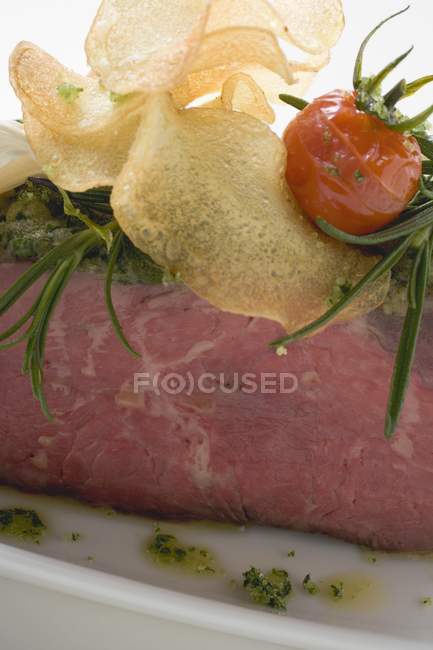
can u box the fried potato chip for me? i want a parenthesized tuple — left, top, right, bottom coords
(207, 0, 282, 35)
(85, 0, 211, 94)
(238, 64, 306, 104)
(9, 42, 144, 137)
(112, 94, 387, 333)
(23, 107, 143, 192)
(296, 52, 331, 72)
(220, 73, 275, 124)
(268, 0, 345, 53)
(207, 0, 344, 53)
(172, 27, 292, 107)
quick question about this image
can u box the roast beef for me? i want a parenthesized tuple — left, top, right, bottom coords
(1, 261, 432, 551)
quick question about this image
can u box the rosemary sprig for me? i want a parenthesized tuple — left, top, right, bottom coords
(279, 95, 309, 111)
(276, 5, 433, 438)
(385, 232, 432, 437)
(59, 188, 113, 249)
(419, 176, 433, 200)
(422, 160, 433, 175)
(353, 5, 410, 90)
(0, 187, 140, 417)
(104, 230, 140, 357)
(389, 103, 433, 133)
(270, 234, 413, 348)
(316, 201, 433, 246)
(416, 136, 433, 160)
(405, 75, 433, 97)
(367, 46, 413, 94)
(24, 254, 83, 417)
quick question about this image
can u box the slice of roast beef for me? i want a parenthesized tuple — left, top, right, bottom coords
(1, 261, 432, 551)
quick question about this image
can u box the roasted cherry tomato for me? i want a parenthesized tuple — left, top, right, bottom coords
(283, 90, 422, 235)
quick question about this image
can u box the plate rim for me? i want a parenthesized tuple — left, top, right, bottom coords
(0, 542, 429, 650)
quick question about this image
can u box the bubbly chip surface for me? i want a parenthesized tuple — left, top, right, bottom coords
(172, 27, 292, 108)
(10, 42, 145, 136)
(86, 0, 212, 94)
(112, 94, 387, 333)
(207, 0, 344, 52)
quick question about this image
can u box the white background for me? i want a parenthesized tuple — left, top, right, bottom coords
(1, 0, 432, 121)
(1, 1, 433, 649)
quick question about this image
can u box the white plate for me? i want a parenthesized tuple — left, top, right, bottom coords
(2, 2, 433, 649)
(0, 486, 432, 650)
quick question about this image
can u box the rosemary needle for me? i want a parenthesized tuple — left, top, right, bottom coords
(385, 235, 432, 438)
(104, 229, 140, 358)
(0, 185, 139, 418)
(276, 6, 433, 437)
(270, 234, 413, 348)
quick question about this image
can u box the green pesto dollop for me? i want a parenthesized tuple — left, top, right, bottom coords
(242, 567, 291, 610)
(302, 573, 319, 595)
(146, 530, 219, 575)
(0, 182, 164, 285)
(0, 508, 46, 543)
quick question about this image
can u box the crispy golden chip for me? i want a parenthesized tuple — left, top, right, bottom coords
(23, 108, 143, 191)
(85, 0, 211, 94)
(172, 27, 292, 107)
(207, 0, 282, 35)
(220, 73, 275, 124)
(208, 0, 344, 52)
(237, 65, 294, 104)
(9, 42, 144, 137)
(290, 51, 331, 72)
(268, 0, 345, 53)
(112, 95, 387, 333)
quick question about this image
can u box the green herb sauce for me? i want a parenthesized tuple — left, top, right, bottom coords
(146, 530, 219, 575)
(242, 567, 291, 610)
(302, 573, 319, 595)
(3, 179, 433, 316)
(0, 508, 46, 543)
(320, 572, 383, 610)
(0, 181, 164, 285)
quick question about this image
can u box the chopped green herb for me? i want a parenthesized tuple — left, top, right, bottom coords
(276, 345, 288, 357)
(302, 573, 319, 595)
(328, 278, 353, 307)
(354, 169, 365, 183)
(324, 164, 340, 176)
(109, 91, 130, 104)
(162, 268, 182, 284)
(287, 550, 295, 558)
(330, 581, 345, 600)
(57, 83, 84, 104)
(65, 532, 81, 543)
(0, 508, 46, 543)
(323, 128, 332, 143)
(147, 530, 219, 575)
(243, 567, 291, 611)
(421, 597, 432, 607)
(367, 554, 377, 564)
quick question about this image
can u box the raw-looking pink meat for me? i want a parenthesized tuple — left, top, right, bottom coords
(1, 262, 433, 551)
